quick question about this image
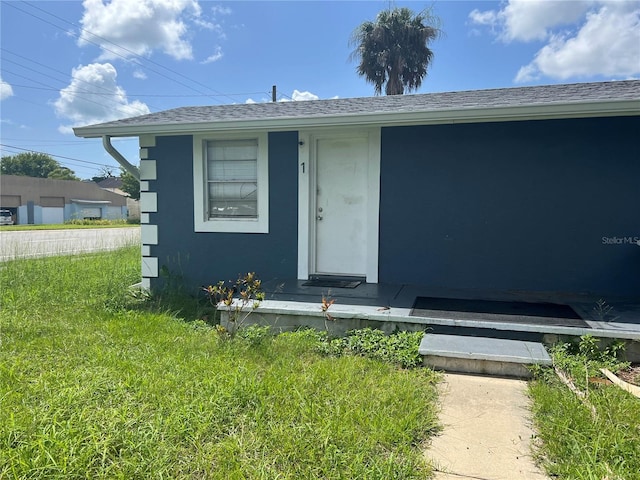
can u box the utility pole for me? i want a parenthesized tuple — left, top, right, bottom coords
(272, 85, 276, 102)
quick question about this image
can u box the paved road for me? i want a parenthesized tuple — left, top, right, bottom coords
(0, 227, 140, 262)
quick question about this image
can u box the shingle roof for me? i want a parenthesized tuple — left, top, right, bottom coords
(96, 177, 123, 189)
(74, 80, 640, 138)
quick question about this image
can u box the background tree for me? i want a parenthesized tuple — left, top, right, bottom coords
(351, 7, 442, 95)
(47, 166, 80, 181)
(0, 152, 79, 180)
(120, 167, 140, 200)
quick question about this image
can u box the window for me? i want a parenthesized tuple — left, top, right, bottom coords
(207, 139, 258, 218)
(193, 133, 269, 233)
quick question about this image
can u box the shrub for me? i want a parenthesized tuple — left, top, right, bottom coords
(550, 334, 629, 387)
(64, 218, 128, 226)
(316, 328, 424, 368)
(202, 272, 265, 338)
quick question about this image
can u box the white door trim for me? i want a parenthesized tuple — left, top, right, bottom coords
(297, 127, 380, 283)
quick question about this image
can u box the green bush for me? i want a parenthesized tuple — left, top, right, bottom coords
(64, 218, 129, 226)
(550, 335, 629, 387)
(316, 328, 424, 368)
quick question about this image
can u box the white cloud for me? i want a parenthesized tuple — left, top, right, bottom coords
(0, 118, 26, 129)
(1, 77, 14, 101)
(470, 1, 594, 42)
(202, 5, 231, 37)
(291, 90, 319, 101)
(78, 0, 204, 60)
(133, 70, 148, 80)
(246, 89, 321, 104)
(54, 63, 150, 132)
(211, 5, 232, 16)
(468, 9, 499, 29)
(201, 46, 224, 64)
(469, 1, 640, 82)
(516, 4, 640, 82)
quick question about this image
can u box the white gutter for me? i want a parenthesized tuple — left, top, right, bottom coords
(70, 199, 112, 204)
(102, 135, 140, 180)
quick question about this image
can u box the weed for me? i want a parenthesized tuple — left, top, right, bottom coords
(202, 272, 265, 338)
(131, 258, 217, 325)
(316, 328, 425, 368)
(592, 298, 619, 322)
(0, 251, 439, 478)
(321, 293, 336, 321)
(551, 334, 629, 388)
(529, 335, 638, 479)
(64, 218, 129, 226)
(237, 324, 272, 346)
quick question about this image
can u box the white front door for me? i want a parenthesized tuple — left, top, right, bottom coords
(314, 136, 369, 276)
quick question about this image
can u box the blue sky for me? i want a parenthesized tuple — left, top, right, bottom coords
(1, 0, 639, 179)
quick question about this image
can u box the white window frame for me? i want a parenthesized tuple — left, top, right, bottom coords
(193, 132, 269, 233)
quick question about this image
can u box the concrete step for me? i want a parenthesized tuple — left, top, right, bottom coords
(419, 333, 552, 378)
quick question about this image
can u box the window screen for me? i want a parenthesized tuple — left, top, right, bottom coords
(206, 139, 258, 218)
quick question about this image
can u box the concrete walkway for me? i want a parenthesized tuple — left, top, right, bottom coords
(426, 373, 548, 480)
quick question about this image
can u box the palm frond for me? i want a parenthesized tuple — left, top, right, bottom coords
(350, 7, 442, 95)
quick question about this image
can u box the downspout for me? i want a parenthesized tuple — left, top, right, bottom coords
(102, 135, 140, 180)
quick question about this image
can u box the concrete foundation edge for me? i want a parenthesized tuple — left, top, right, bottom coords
(423, 355, 533, 378)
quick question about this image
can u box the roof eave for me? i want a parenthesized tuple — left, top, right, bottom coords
(73, 99, 640, 138)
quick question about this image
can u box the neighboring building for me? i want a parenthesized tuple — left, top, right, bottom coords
(96, 177, 140, 221)
(95, 176, 128, 196)
(74, 80, 640, 298)
(0, 175, 127, 225)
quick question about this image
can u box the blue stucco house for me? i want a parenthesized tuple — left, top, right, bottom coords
(74, 80, 640, 302)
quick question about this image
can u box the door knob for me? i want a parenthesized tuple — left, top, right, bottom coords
(317, 215, 323, 221)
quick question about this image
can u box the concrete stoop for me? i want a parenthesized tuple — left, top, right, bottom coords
(419, 334, 552, 378)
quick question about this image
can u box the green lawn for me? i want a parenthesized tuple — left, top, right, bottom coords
(529, 338, 640, 479)
(0, 247, 440, 479)
(1, 221, 139, 231)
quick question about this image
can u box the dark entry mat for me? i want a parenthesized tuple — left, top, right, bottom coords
(302, 279, 362, 289)
(410, 297, 589, 328)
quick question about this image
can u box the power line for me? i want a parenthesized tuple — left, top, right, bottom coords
(0, 137, 104, 146)
(3, 47, 269, 106)
(11, 1, 241, 104)
(1, 48, 161, 110)
(5, 82, 267, 99)
(3, 5, 285, 110)
(0, 143, 123, 169)
(4, 1, 218, 104)
(0, 148, 108, 176)
(2, 68, 152, 116)
(2, 49, 122, 96)
(0, 147, 115, 176)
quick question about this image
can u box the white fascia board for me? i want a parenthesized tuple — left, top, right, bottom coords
(73, 99, 640, 138)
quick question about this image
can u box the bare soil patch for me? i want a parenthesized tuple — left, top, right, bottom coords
(617, 364, 640, 386)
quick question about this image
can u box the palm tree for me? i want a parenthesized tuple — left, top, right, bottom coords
(351, 7, 442, 95)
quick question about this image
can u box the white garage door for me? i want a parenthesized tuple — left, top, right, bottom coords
(81, 207, 102, 219)
(42, 207, 64, 224)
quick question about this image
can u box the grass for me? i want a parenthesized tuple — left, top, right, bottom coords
(0, 247, 440, 479)
(529, 337, 640, 479)
(1, 221, 139, 231)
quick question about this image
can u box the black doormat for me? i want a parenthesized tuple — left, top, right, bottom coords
(302, 279, 362, 289)
(410, 296, 589, 328)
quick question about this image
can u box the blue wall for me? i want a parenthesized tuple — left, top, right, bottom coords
(379, 116, 640, 298)
(148, 132, 299, 291)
